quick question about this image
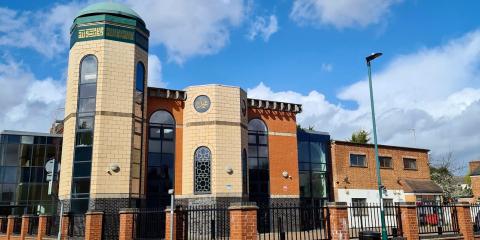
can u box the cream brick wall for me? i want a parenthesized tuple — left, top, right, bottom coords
(181, 85, 247, 197)
(59, 39, 147, 200)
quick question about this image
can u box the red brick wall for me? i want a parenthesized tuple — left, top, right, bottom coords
(248, 108, 299, 196)
(229, 206, 258, 240)
(399, 203, 419, 240)
(328, 203, 349, 240)
(456, 203, 474, 239)
(472, 176, 480, 201)
(85, 212, 103, 240)
(331, 141, 430, 199)
(147, 97, 185, 194)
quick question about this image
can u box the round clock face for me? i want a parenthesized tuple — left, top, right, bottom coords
(241, 100, 247, 116)
(194, 95, 211, 113)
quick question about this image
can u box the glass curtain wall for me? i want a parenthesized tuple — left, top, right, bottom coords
(297, 130, 330, 206)
(147, 110, 175, 207)
(0, 133, 62, 215)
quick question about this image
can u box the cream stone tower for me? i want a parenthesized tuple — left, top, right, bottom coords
(59, 2, 149, 213)
(179, 85, 249, 205)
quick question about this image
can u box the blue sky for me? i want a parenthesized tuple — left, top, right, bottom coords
(1, 0, 479, 172)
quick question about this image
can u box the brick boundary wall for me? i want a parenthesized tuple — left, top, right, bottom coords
(328, 202, 349, 240)
(456, 202, 474, 240)
(399, 202, 419, 240)
(119, 209, 136, 240)
(36, 215, 50, 240)
(229, 203, 258, 240)
(165, 207, 186, 240)
(6, 215, 17, 239)
(85, 211, 103, 240)
(20, 215, 31, 240)
(60, 213, 69, 240)
(1, 201, 478, 240)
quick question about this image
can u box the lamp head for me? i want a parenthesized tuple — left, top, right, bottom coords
(366, 52, 383, 63)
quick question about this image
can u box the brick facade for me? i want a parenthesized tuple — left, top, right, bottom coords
(331, 141, 430, 201)
(248, 108, 300, 197)
(470, 161, 480, 201)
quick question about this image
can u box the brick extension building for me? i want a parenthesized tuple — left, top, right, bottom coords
(469, 161, 480, 202)
(331, 140, 442, 205)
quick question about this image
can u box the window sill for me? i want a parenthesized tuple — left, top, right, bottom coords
(350, 165, 368, 168)
(404, 168, 418, 171)
(380, 167, 394, 170)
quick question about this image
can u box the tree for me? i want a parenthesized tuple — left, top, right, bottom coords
(430, 152, 471, 201)
(349, 130, 371, 144)
(297, 124, 315, 131)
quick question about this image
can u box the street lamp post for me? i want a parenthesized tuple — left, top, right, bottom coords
(366, 52, 388, 240)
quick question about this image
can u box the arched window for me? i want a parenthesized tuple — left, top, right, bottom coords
(147, 110, 175, 207)
(247, 119, 269, 200)
(136, 62, 145, 92)
(71, 55, 97, 213)
(135, 62, 145, 106)
(150, 111, 175, 125)
(194, 146, 211, 194)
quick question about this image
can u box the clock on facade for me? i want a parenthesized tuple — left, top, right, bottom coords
(194, 95, 211, 113)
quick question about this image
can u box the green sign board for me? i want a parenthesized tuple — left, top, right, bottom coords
(71, 23, 148, 51)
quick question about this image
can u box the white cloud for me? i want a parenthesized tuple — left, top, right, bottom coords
(0, 0, 248, 64)
(321, 63, 333, 72)
(0, 56, 65, 132)
(148, 54, 166, 88)
(247, 15, 278, 42)
(248, 29, 480, 172)
(290, 0, 401, 29)
(0, 2, 83, 58)
(126, 0, 247, 63)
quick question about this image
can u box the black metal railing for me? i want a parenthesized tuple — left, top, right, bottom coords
(132, 208, 166, 239)
(68, 214, 86, 237)
(28, 216, 39, 235)
(181, 204, 230, 240)
(12, 217, 22, 235)
(257, 202, 330, 240)
(347, 203, 402, 239)
(0, 217, 7, 234)
(471, 204, 480, 234)
(102, 213, 119, 240)
(416, 202, 459, 237)
(46, 215, 60, 236)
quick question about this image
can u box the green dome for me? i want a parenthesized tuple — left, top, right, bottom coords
(76, 2, 142, 20)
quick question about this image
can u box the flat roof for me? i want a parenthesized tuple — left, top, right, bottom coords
(1, 130, 62, 138)
(331, 140, 429, 152)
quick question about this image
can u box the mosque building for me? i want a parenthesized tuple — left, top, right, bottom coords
(0, 2, 439, 216)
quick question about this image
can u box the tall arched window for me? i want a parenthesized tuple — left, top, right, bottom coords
(147, 110, 175, 207)
(194, 146, 211, 194)
(135, 62, 145, 105)
(248, 119, 269, 201)
(71, 55, 97, 213)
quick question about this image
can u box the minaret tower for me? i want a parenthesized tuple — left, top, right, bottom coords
(59, 2, 149, 213)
